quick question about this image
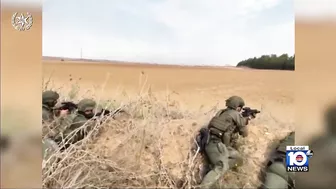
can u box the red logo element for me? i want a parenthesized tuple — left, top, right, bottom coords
(296, 155, 303, 162)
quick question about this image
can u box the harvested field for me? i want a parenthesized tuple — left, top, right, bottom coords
(42, 59, 294, 188)
(0, 8, 297, 188)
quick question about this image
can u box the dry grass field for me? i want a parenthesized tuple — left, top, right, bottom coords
(0, 9, 296, 189)
(42, 59, 294, 188)
(3, 6, 336, 188)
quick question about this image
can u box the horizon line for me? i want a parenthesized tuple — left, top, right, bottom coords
(43, 56, 243, 69)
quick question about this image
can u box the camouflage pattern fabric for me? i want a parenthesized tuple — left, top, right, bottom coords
(61, 114, 91, 145)
(200, 96, 249, 188)
(50, 113, 76, 142)
(55, 99, 97, 146)
(208, 108, 248, 146)
(42, 90, 59, 122)
(263, 132, 295, 189)
(200, 139, 230, 189)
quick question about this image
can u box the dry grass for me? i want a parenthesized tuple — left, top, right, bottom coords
(42, 67, 294, 189)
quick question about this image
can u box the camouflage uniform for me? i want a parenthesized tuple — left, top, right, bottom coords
(54, 99, 97, 147)
(263, 131, 295, 189)
(42, 90, 59, 122)
(200, 96, 249, 188)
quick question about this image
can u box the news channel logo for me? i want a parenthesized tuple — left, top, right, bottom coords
(286, 146, 314, 172)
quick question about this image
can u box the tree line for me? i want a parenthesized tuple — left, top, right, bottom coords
(236, 54, 295, 70)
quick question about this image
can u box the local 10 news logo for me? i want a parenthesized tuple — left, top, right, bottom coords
(286, 146, 313, 172)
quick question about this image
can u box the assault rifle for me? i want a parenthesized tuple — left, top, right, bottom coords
(95, 109, 111, 117)
(95, 107, 125, 118)
(242, 107, 260, 118)
(53, 101, 78, 113)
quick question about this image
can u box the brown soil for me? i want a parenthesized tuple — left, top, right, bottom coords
(42, 59, 295, 188)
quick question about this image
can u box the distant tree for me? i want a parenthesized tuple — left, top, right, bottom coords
(236, 54, 295, 71)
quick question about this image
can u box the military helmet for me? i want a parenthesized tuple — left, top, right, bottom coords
(77, 98, 96, 112)
(225, 96, 245, 109)
(42, 90, 59, 103)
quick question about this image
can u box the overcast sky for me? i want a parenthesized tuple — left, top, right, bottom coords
(42, 0, 294, 66)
